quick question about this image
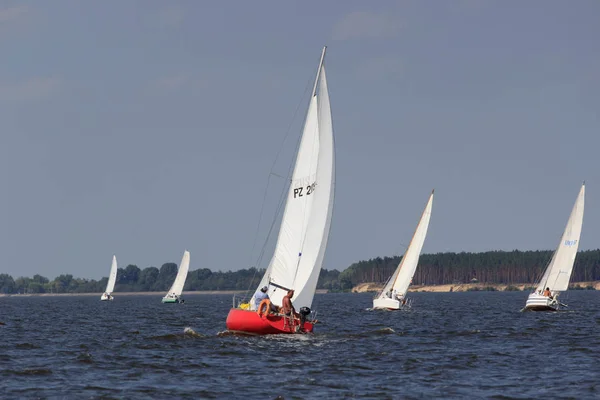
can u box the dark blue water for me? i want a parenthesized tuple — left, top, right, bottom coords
(1, 291, 599, 399)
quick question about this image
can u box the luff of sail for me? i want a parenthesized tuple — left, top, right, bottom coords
(535, 183, 585, 293)
(253, 47, 335, 310)
(378, 191, 434, 299)
(105, 255, 118, 295)
(166, 250, 191, 297)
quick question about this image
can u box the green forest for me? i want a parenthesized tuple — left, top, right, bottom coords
(1, 250, 599, 294)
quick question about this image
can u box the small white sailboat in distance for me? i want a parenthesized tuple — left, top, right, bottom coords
(100, 255, 118, 301)
(162, 250, 190, 304)
(522, 183, 585, 312)
(373, 190, 434, 310)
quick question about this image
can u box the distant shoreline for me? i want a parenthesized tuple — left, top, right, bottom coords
(2, 284, 598, 297)
(0, 289, 330, 297)
(352, 281, 600, 293)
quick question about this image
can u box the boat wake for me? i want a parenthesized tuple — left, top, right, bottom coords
(183, 327, 202, 337)
(147, 328, 204, 341)
(217, 329, 261, 337)
(346, 327, 396, 338)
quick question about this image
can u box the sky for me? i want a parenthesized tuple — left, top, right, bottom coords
(1, 0, 599, 280)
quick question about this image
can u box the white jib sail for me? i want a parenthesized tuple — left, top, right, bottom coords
(379, 191, 434, 299)
(253, 47, 335, 310)
(535, 183, 585, 293)
(105, 255, 118, 294)
(167, 250, 191, 296)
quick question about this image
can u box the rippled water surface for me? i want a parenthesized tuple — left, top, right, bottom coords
(1, 291, 599, 399)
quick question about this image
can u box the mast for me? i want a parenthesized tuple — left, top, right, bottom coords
(311, 46, 327, 97)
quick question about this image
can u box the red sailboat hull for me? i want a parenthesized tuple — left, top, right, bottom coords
(226, 308, 314, 335)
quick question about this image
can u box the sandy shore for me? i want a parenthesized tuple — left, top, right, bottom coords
(352, 281, 600, 293)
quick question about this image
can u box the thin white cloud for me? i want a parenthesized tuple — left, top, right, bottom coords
(332, 11, 401, 41)
(0, 5, 30, 23)
(153, 6, 185, 28)
(154, 74, 189, 91)
(149, 74, 208, 94)
(0, 77, 61, 103)
(355, 56, 403, 81)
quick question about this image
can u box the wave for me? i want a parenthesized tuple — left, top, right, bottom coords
(5, 368, 53, 376)
(16, 343, 41, 350)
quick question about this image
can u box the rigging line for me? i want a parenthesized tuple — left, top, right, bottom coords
(292, 67, 327, 285)
(295, 65, 338, 288)
(270, 172, 287, 180)
(255, 75, 314, 269)
(242, 73, 315, 298)
(290, 54, 327, 286)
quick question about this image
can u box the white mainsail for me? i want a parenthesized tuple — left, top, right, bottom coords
(166, 250, 191, 297)
(378, 191, 434, 299)
(535, 183, 585, 293)
(252, 47, 335, 310)
(105, 255, 118, 295)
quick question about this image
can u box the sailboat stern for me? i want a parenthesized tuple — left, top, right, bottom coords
(225, 308, 314, 335)
(100, 293, 113, 301)
(373, 297, 402, 311)
(522, 292, 559, 312)
(162, 295, 183, 304)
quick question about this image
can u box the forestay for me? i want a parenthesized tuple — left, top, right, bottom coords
(535, 184, 585, 293)
(378, 191, 434, 299)
(252, 47, 335, 310)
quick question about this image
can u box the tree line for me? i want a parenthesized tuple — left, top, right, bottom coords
(0, 250, 598, 294)
(337, 249, 600, 290)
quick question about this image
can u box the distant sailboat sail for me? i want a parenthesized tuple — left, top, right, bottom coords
(162, 250, 190, 304)
(523, 183, 585, 311)
(226, 46, 335, 334)
(100, 255, 118, 301)
(374, 191, 434, 310)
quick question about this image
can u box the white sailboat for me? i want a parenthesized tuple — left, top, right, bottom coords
(522, 183, 585, 312)
(373, 190, 434, 310)
(100, 255, 118, 301)
(162, 250, 190, 304)
(226, 46, 335, 334)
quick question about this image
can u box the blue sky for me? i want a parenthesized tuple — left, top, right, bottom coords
(1, 0, 599, 280)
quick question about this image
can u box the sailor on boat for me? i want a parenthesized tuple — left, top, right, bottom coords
(254, 286, 269, 309)
(282, 290, 297, 317)
(542, 287, 553, 298)
(282, 290, 306, 332)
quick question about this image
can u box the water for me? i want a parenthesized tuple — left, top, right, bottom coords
(1, 291, 599, 399)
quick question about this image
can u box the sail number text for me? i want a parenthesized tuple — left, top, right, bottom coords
(564, 240, 578, 246)
(293, 182, 316, 198)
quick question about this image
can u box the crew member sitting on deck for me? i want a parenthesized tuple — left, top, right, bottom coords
(254, 286, 269, 310)
(542, 287, 552, 298)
